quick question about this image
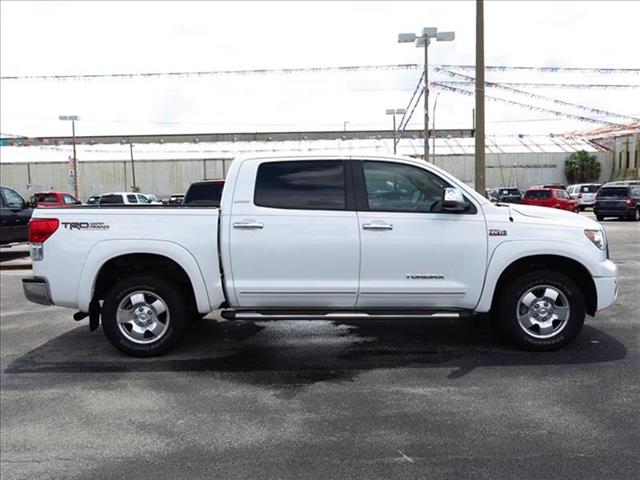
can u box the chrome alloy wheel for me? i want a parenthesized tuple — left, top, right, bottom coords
(516, 285, 570, 339)
(116, 290, 170, 344)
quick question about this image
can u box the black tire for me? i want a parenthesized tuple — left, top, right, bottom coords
(595, 215, 604, 221)
(578, 205, 585, 212)
(495, 270, 585, 351)
(102, 275, 189, 357)
(631, 208, 640, 222)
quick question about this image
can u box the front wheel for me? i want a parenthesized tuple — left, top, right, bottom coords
(496, 270, 585, 351)
(102, 275, 189, 357)
(596, 214, 604, 221)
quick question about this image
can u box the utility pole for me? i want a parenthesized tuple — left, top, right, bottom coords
(129, 143, 137, 192)
(58, 115, 79, 198)
(386, 108, 406, 155)
(474, 0, 486, 193)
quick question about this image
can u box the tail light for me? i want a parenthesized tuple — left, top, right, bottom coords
(29, 218, 59, 261)
(626, 197, 636, 207)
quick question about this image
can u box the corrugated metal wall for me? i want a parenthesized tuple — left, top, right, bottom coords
(0, 153, 612, 200)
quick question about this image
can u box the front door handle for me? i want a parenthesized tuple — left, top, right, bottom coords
(233, 221, 264, 229)
(362, 222, 393, 231)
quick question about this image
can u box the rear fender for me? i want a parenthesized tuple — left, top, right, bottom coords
(77, 239, 212, 313)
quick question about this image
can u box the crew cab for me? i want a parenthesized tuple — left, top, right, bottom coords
(1, 186, 33, 246)
(522, 187, 579, 213)
(22, 155, 619, 357)
(31, 191, 81, 207)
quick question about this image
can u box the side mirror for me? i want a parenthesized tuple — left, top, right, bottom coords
(442, 187, 469, 213)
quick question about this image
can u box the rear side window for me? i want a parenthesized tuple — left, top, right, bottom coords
(34, 193, 58, 203)
(254, 161, 346, 210)
(525, 190, 551, 199)
(598, 187, 628, 198)
(126, 194, 138, 203)
(62, 195, 77, 204)
(99, 194, 124, 204)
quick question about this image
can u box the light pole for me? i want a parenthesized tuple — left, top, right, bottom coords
(432, 93, 440, 165)
(59, 115, 79, 198)
(398, 28, 455, 161)
(385, 108, 406, 154)
(343, 121, 349, 132)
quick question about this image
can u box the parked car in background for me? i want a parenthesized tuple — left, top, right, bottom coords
(522, 187, 579, 213)
(168, 194, 185, 205)
(99, 192, 155, 205)
(1, 186, 33, 245)
(183, 179, 225, 206)
(567, 183, 601, 211)
(86, 195, 101, 205)
(594, 182, 640, 221)
(485, 187, 522, 204)
(30, 191, 81, 207)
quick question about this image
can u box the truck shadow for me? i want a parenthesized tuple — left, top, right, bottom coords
(4, 316, 628, 395)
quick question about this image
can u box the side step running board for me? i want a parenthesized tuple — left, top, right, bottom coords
(221, 310, 470, 321)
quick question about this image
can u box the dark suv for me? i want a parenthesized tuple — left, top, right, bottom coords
(1, 186, 33, 245)
(486, 187, 522, 204)
(594, 182, 640, 221)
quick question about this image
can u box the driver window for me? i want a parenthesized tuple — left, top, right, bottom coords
(362, 161, 450, 212)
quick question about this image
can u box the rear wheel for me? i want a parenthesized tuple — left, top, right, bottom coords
(631, 207, 640, 221)
(102, 275, 189, 357)
(496, 270, 585, 351)
(596, 215, 604, 221)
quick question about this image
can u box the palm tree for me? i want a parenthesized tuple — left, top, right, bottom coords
(565, 150, 601, 184)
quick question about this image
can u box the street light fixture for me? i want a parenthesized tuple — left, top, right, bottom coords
(398, 27, 455, 161)
(385, 108, 406, 154)
(58, 115, 80, 197)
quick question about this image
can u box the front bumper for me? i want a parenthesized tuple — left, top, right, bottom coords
(594, 275, 619, 311)
(22, 277, 54, 306)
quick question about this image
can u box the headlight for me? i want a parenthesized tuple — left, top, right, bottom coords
(584, 229, 606, 251)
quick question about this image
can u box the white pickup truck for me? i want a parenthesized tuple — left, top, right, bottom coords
(22, 155, 619, 357)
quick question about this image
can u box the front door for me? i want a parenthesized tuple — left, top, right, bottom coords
(226, 159, 360, 308)
(354, 160, 487, 309)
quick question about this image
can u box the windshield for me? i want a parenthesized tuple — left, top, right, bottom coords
(580, 185, 600, 193)
(99, 194, 124, 204)
(598, 187, 628, 198)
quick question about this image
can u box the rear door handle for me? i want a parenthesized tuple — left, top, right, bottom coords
(362, 222, 393, 231)
(233, 221, 264, 229)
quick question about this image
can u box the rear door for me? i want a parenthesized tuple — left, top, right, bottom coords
(354, 160, 487, 309)
(226, 159, 360, 307)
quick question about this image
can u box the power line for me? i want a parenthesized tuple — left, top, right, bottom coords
(441, 65, 640, 74)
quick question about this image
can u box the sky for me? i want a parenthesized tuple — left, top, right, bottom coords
(1, 0, 639, 139)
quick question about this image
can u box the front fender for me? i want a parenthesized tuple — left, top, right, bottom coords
(475, 239, 598, 313)
(76, 239, 212, 313)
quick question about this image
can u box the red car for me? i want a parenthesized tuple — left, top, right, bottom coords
(522, 187, 579, 213)
(31, 191, 81, 207)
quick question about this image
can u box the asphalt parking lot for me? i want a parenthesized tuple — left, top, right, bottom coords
(1, 213, 639, 480)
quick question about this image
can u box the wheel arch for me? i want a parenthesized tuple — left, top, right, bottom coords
(77, 240, 212, 313)
(488, 254, 597, 316)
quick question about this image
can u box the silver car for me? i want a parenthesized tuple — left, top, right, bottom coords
(567, 183, 601, 210)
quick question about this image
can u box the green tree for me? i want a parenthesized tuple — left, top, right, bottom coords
(565, 150, 601, 184)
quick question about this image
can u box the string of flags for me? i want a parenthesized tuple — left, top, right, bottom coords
(3, 64, 640, 82)
(434, 67, 639, 122)
(430, 82, 627, 127)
